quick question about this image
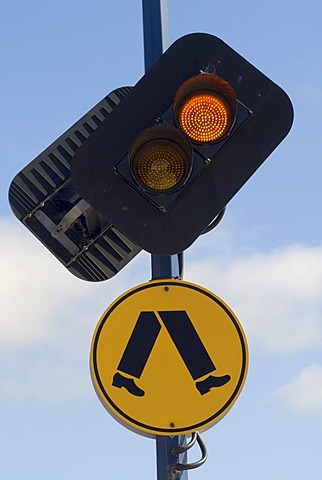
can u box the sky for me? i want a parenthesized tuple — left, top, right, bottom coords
(1, 0, 322, 478)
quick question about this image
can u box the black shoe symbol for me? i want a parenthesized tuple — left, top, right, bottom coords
(196, 374, 231, 395)
(112, 372, 145, 397)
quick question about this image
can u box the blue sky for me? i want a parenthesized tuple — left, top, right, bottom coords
(1, 0, 322, 479)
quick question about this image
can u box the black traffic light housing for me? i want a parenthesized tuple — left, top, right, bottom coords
(9, 87, 141, 282)
(70, 33, 293, 255)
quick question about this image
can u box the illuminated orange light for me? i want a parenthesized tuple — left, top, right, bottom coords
(174, 74, 237, 144)
(179, 93, 230, 143)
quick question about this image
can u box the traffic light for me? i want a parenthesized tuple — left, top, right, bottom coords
(173, 73, 237, 143)
(9, 87, 141, 282)
(70, 33, 293, 256)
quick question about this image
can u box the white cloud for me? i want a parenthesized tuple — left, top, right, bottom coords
(0, 217, 148, 400)
(0, 218, 86, 346)
(186, 243, 322, 353)
(276, 364, 322, 415)
(2, 216, 322, 401)
(0, 217, 147, 349)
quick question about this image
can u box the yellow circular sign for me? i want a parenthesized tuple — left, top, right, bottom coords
(90, 280, 248, 437)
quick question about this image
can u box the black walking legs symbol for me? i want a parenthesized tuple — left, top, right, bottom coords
(112, 312, 159, 397)
(112, 310, 230, 397)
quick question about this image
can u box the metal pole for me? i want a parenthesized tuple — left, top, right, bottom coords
(142, 1, 188, 478)
(142, 0, 169, 71)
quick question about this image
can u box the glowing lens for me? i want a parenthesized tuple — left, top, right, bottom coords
(179, 93, 231, 143)
(129, 126, 192, 193)
(174, 74, 237, 144)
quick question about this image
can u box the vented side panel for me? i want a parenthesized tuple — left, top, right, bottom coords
(9, 87, 141, 282)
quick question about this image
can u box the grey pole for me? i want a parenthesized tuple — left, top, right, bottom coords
(142, 1, 188, 478)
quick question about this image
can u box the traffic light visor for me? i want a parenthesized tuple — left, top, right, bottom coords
(129, 126, 192, 194)
(174, 74, 237, 144)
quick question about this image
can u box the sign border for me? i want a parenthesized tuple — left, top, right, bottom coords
(91, 280, 248, 435)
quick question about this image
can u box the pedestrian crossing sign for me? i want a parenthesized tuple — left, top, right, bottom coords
(90, 280, 248, 437)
